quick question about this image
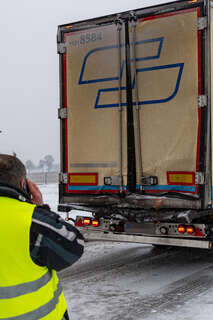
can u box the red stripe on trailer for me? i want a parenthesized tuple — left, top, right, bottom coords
(196, 7, 202, 173)
(63, 53, 68, 174)
(144, 188, 197, 195)
(66, 189, 120, 194)
(139, 8, 197, 22)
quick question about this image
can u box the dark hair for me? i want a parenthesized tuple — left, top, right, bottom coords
(0, 154, 26, 187)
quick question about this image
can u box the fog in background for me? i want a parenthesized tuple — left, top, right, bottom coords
(0, 0, 174, 165)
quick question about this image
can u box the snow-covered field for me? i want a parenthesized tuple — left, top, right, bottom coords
(40, 184, 213, 320)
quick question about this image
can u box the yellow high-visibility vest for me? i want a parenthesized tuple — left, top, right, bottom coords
(0, 197, 67, 320)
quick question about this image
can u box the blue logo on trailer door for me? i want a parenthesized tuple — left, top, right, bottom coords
(78, 37, 184, 108)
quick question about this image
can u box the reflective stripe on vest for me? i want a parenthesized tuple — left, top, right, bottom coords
(0, 270, 51, 299)
(0, 197, 67, 319)
(0, 282, 63, 320)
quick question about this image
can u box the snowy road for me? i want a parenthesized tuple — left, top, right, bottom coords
(41, 184, 213, 320)
(60, 243, 213, 320)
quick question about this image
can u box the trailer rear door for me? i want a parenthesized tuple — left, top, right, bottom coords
(133, 8, 201, 196)
(64, 23, 127, 194)
(59, 1, 206, 202)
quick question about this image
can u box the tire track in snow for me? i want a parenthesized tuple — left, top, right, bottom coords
(60, 243, 213, 320)
(113, 266, 213, 320)
(60, 244, 180, 281)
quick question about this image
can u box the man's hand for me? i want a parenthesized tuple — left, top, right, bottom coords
(26, 179, 43, 206)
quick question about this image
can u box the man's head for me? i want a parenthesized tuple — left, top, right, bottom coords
(0, 154, 26, 189)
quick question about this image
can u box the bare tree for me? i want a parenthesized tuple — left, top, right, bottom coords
(44, 155, 54, 172)
(25, 160, 35, 173)
(38, 159, 46, 172)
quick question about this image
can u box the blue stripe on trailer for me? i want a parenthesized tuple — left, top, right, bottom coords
(68, 185, 120, 191)
(138, 185, 196, 192)
(68, 185, 196, 192)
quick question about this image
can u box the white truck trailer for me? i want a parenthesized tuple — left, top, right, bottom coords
(57, 0, 213, 249)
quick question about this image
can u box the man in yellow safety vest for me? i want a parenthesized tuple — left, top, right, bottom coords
(0, 154, 84, 320)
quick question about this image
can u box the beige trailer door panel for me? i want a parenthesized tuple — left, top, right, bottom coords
(65, 24, 127, 193)
(133, 8, 200, 194)
(64, 8, 201, 195)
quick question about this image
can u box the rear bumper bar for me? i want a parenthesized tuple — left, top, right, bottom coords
(83, 231, 212, 249)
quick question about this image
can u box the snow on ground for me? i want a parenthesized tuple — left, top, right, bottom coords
(39, 183, 92, 220)
(39, 183, 59, 213)
(40, 183, 213, 320)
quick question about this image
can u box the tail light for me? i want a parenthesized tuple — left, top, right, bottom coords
(83, 218, 91, 226)
(195, 228, 204, 237)
(177, 225, 186, 234)
(92, 219, 100, 227)
(75, 218, 83, 227)
(186, 226, 195, 235)
(75, 217, 100, 227)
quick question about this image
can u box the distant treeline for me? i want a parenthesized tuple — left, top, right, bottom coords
(25, 154, 59, 173)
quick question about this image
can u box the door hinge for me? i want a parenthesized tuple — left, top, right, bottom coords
(130, 11, 137, 22)
(59, 173, 68, 184)
(57, 42, 66, 54)
(197, 17, 207, 30)
(141, 176, 158, 186)
(104, 176, 122, 186)
(195, 172, 205, 185)
(58, 108, 67, 119)
(198, 95, 207, 108)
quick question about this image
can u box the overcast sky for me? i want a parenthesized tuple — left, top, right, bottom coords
(0, 0, 174, 166)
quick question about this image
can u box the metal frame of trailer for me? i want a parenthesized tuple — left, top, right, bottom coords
(82, 230, 212, 249)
